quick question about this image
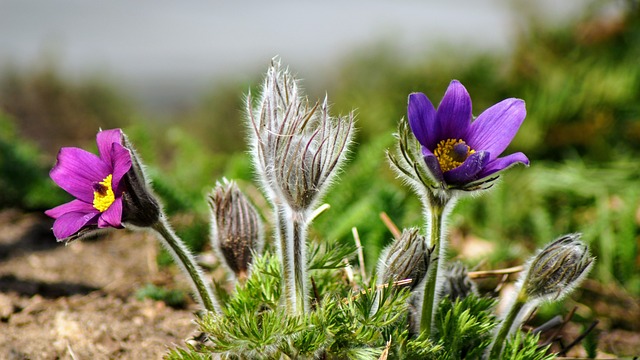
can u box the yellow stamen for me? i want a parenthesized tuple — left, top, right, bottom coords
(433, 139, 475, 172)
(93, 174, 115, 212)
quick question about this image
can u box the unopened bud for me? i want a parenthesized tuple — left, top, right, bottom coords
(208, 179, 264, 281)
(377, 228, 431, 290)
(439, 261, 478, 300)
(120, 133, 161, 227)
(248, 59, 354, 211)
(523, 233, 593, 302)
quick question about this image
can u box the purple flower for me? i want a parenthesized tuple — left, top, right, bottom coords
(408, 80, 529, 187)
(45, 129, 132, 240)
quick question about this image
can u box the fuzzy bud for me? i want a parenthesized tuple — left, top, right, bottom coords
(523, 233, 593, 302)
(439, 261, 478, 300)
(247, 58, 354, 211)
(377, 228, 431, 290)
(120, 133, 161, 228)
(208, 179, 264, 281)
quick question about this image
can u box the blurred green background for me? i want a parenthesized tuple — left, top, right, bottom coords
(1, 2, 639, 354)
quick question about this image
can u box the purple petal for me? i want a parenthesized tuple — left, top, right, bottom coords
(408, 93, 438, 149)
(52, 211, 100, 240)
(110, 143, 132, 194)
(422, 149, 444, 183)
(45, 199, 96, 219)
(476, 152, 529, 179)
(98, 197, 123, 228)
(443, 151, 490, 185)
(50, 147, 111, 203)
(436, 80, 472, 141)
(466, 98, 526, 160)
(96, 129, 123, 167)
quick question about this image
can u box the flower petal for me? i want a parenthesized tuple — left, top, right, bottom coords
(476, 152, 529, 179)
(443, 151, 490, 185)
(436, 80, 472, 141)
(110, 143, 132, 193)
(422, 149, 444, 183)
(98, 196, 123, 228)
(466, 98, 526, 159)
(96, 129, 123, 167)
(408, 93, 438, 149)
(50, 147, 111, 203)
(52, 211, 100, 240)
(45, 199, 96, 219)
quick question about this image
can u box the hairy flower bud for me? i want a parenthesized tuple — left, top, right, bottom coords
(439, 261, 478, 300)
(377, 228, 431, 290)
(208, 179, 264, 281)
(522, 233, 593, 302)
(247, 58, 354, 211)
(120, 133, 161, 228)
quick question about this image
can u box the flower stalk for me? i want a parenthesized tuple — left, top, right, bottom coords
(419, 191, 451, 336)
(151, 216, 221, 314)
(487, 288, 528, 360)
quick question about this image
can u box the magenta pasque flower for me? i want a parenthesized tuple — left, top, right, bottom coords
(45, 129, 132, 240)
(408, 80, 529, 186)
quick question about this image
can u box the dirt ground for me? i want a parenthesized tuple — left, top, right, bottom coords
(0, 210, 198, 360)
(1, 209, 639, 359)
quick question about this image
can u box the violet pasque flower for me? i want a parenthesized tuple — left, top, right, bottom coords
(45, 129, 132, 241)
(408, 80, 529, 187)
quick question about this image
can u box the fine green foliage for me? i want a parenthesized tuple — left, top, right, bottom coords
(307, 239, 358, 271)
(399, 296, 495, 360)
(168, 252, 413, 359)
(433, 296, 496, 359)
(167, 252, 557, 359)
(501, 331, 555, 360)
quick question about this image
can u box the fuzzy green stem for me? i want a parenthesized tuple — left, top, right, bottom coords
(419, 193, 448, 337)
(275, 204, 294, 313)
(277, 205, 309, 314)
(291, 210, 309, 314)
(488, 289, 528, 360)
(151, 216, 220, 313)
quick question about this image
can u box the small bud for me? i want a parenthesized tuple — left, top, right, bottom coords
(120, 133, 161, 228)
(208, 179, 264, 281)
(377, 228, 431, 290)
(439, 261, 478, 300)
(487, 234, 594, 360)
(523, 233, 594, 302)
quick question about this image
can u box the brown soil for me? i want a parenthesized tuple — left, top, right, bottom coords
(0, 210, 198, 360)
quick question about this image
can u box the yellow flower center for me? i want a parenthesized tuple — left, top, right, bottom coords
(433, 139, 475, 172)
(93, 174, 115, 212)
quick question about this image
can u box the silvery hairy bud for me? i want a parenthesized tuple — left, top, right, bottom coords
(121, 132, 161, 228)
(376, 228, 431, 290)
(247, 58, 354, 211)
(522, 233, 594, 302)
(208, 179, 264, 281)
(439, 261, 478, 300)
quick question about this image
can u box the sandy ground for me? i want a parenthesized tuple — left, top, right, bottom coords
(0, 210, 198, 360)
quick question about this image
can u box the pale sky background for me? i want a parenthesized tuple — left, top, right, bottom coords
(0, 0, 596, 111)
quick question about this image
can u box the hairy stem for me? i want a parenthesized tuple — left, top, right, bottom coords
(420, 192, 449, 337)
(151, 216, 220, 313)
(487, 289, 528, 360)
(276, 205, 309, 314)
(291, 210, 309, 314)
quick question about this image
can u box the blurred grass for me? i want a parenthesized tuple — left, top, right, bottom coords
(0, 1, 638, 303)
